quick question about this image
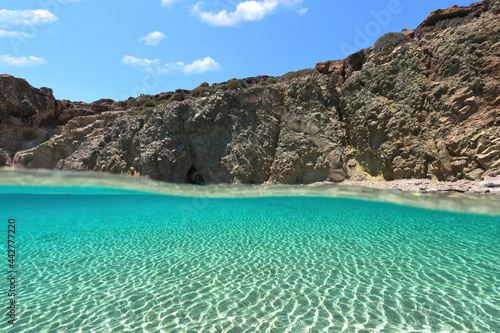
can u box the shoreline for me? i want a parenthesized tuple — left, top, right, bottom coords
(334, 177, 500, 195)
(1, 166, 499, 195)
(1, 168, 499, 215)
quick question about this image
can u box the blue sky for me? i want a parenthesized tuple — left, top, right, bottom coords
(0, 0, 472, 102)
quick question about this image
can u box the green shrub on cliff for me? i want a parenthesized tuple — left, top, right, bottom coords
(215, 79, 243, 91)
(142, 100, 157, 108)
(191, 79, 244, 97)
(373, 32, 409, 52)
(192, 86, 214, 97)
(133, 99, 163, 115)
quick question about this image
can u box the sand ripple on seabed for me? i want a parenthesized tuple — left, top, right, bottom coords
(9, 195, 500, 333)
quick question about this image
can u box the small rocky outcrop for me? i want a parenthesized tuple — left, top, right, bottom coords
(417, 1, 493, 29)
(0, 74, 56, 122)
(417, 5, 474, 28)
(0, 74, 64, 155)
(2, 0, 500, 184)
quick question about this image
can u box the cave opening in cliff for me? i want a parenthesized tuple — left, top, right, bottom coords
(187, 165, 205, 185)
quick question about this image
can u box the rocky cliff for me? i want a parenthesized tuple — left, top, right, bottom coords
(1, 0, 499, 184)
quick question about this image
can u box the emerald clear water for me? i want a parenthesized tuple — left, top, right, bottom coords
(1, 185, 499, 332)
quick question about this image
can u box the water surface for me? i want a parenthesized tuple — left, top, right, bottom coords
(1, 171, 499, 332)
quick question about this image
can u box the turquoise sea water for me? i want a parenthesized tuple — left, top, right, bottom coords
(1, 185, 499, 332)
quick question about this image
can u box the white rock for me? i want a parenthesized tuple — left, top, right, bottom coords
(480, 176, 500, 188)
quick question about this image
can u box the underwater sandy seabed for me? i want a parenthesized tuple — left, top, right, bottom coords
(0, 169, 499, 332)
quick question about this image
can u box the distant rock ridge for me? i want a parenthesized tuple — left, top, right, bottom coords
(1, 0, 499, 184)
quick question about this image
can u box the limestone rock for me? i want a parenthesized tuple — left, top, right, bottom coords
(3, 0, 500, 184)
(480, 175, 500, 187)
(0, 74, 57, 124)
(0, 74, 59, 153)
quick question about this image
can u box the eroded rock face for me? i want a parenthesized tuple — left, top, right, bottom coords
(0, 74, 59, 152)
(417, 5, 473, 29)
(3, 0, 500, 184)
(12, 79, 345, 184)
(0, 74, 56, 122)
(0, 76, 103, 156)
(339, 1, 500, 181)
(417, 1, 492, 29)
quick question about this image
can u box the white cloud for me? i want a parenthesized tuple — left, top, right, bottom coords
(183, 57, 222, 74)
(192, 1, 277, 26)
(0, 29, 34, 38)
(138, 31, 166, 46)
(162, 0, 182, 6)
(122, 55, 161, 67)
(192, 0, 307, 27)
(0, 9, 57, 26)
(0, 54, 46, 66)
(122, 55, 221, 75)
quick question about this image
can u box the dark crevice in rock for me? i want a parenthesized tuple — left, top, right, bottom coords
(154, 152, 162, 180)
(187, 165, 205, 185)
(267, 113, 283, 183)
(346, 50, 367, 73)
(341, 65, 347, 83)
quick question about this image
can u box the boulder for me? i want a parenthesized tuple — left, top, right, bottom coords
(154, 92, 173, 101)
(314, 60, 344, 75)
(171, 93, 183, 101)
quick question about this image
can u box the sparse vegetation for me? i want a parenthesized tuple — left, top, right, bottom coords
(434, 15, 473, 30)
(257, 76, 277, 85)
(373, 32, 409, 52)
(133, 99, 164, 114)
(215, 79, 243, 91)
(191, 86, 214, 97)
(415, 10, 479, 38)
(191, 79, 243, 97)
(281, 68, 318, 81)
(92, 98, 115, 105)
(414, 26, 432, 38)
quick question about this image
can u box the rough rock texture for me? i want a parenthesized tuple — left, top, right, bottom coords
(11, 81, 345, 184)
(0, 74, 59, 153)
(2, 0, 500, 184)
(318, 0, 500, 182)
(417, 5, 474, 29)
(0, 75, 101, 160)
(340, 177, 500, 195)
